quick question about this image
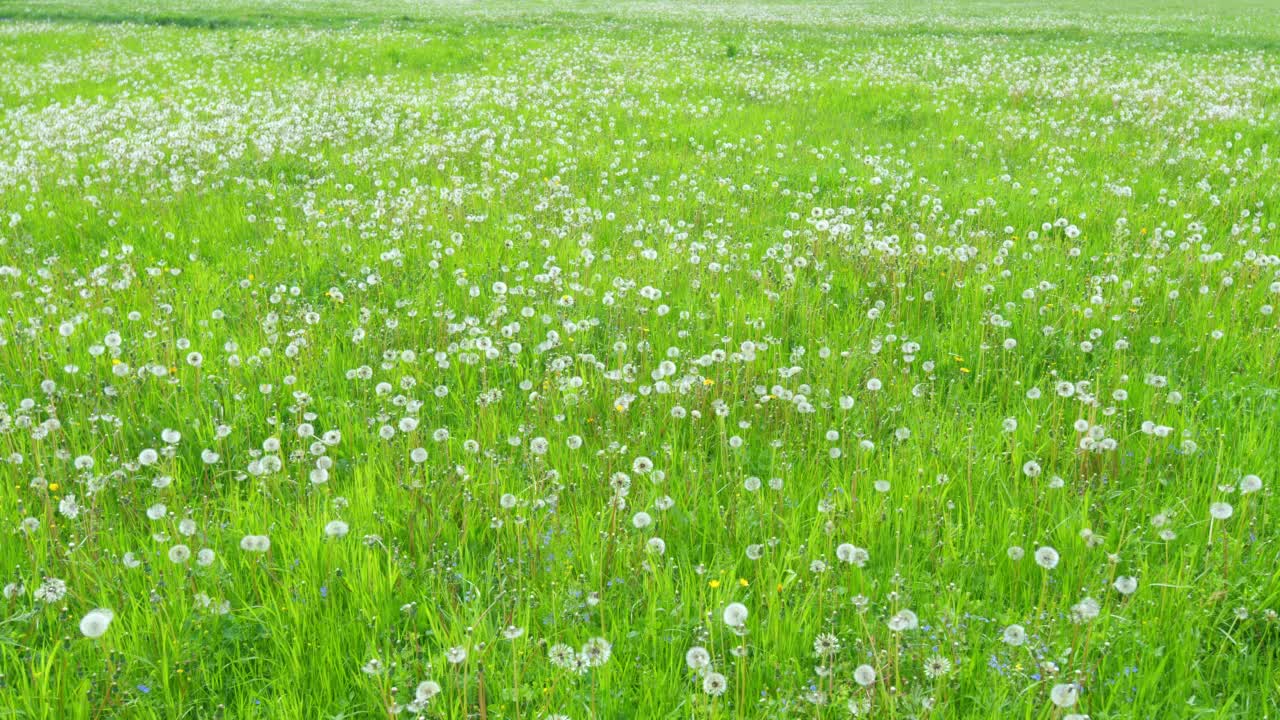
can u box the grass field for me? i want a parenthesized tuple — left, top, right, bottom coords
(1, 1, 1279, 718)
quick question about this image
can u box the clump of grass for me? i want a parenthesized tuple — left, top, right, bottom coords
(0, 0, 1278, 718)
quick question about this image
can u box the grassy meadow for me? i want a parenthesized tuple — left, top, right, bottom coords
(1, 0, 1279, 718)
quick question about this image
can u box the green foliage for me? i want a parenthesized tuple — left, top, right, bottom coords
(0, 1, 1278, 719)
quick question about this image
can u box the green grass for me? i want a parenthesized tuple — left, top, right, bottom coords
(0, 1, 1278, 718)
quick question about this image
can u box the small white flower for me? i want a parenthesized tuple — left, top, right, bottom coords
(414, 680, 442, 703)
(1050, 683, 1079, 708)
(1002, 624, 1026, 646)
(685, 646, 711, 670)
(836, 543, 869, 567)
(887, 609, 919, 632)
(1034, 546, 1060, 570)
(723, 602, 748, 628)
(80, 608, 114, 638)
(168, 544, 191, 564)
